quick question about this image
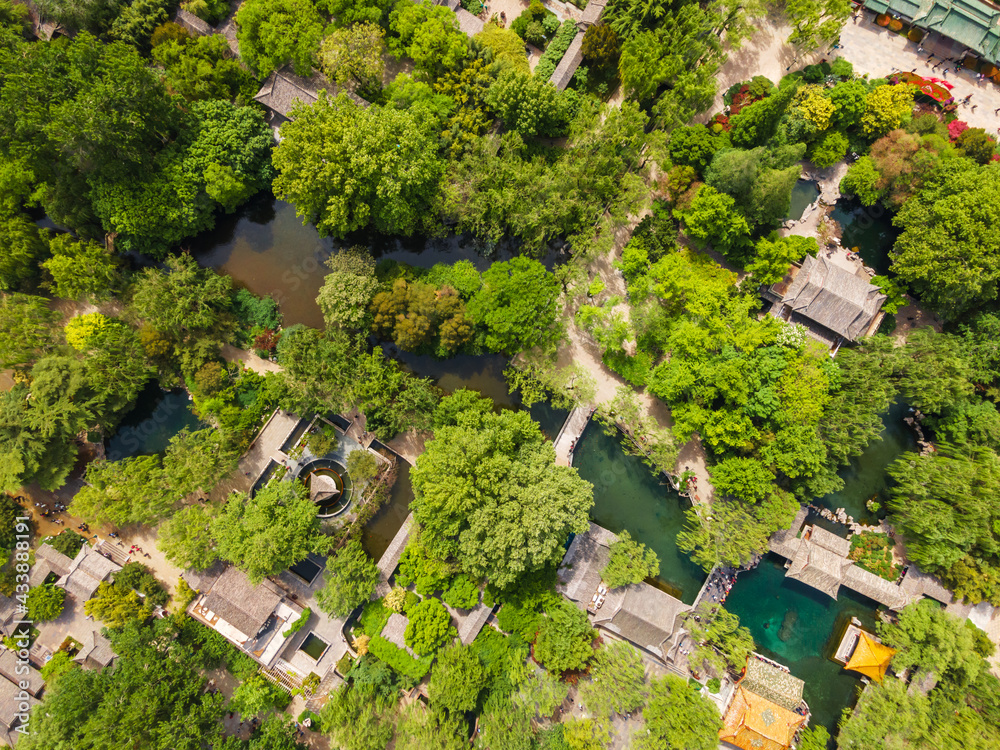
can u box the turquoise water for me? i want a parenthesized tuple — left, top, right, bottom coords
(830, 198, 898, 276)
(788, 179, 821, 220)
(815, 400, 916, 524)
(572, 422, 706, 604)
(105, 383, 203, 460)
(726, 554, 879, 740)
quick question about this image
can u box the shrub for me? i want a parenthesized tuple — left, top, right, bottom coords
(707, 677, 721, 693)
(346, 450, 379, 482)
(830, 58, 853, 78)
(385, 587, 407, 613)
(368, 635, 433, 680)
(352, 635, 370, 656)
(395, 543, 452, 595)
(404, 599, 456, 656)
(193, 361, 227, 395)
(809, 130, 850, 168)
(284, 607, 312, 637)
(443, 575, 480, 610)
(358, 598, 392, 637)
(535, 20, 578, 81)
(65, 312, 109, 351)
(175, 576, 198, 612)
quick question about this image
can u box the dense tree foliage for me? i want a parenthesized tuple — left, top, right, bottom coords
(601, 530, 659, 588)
(212, 481, 331, 584)
(274, 93, 443, 238)
(411, 392, 593, 588)
(315, 539, 380, 617)
(235, 0, 324, 76)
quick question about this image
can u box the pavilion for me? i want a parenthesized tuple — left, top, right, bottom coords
(720, 654, 808, 750)
(845, 631, 896, 683)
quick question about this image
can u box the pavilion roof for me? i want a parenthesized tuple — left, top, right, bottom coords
(846, 631, 896, 683)
(720, 684, 806, 750)
(742, 656, 805, 712)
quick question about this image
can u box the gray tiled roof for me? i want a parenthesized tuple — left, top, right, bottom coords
(0, 652, 42, 697)
(743, 655, 805, 711)
(778, 255, 887, 341)
(786, 538, 849, 599)
(558, 523, 689, 661)
(0, 677, 35, 729)
(74, 630, 116, 671)
(549, 31, 584, 91)
(202, 567, 283, 637)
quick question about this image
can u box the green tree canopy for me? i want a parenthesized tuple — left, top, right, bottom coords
(0, 293, 56, 368)
(635, 674, 721, 750)
(878, 599, 993, 689)
(428, 642, 487, 714)
(533, 599, 595, 674)
(74, 455, 171, 528)
(273, 93, 444, 238)
(235, 0, 324, 76)
(601, 530, 659, 588)
(315, 539, 379, 617)
(484, 69, 572, 139)
(212, 480, 330, 584)
(411, 393, 593, 589)
(42, 234, 122, 302)
(405, 598, 456, 656)
(891, 160, 1000, 318)
(466, 257, 562, 355)
(0, 212, 48, 292)
(20, 619, 225, 750)
(681, 603, 754, 676)
(26, 584, 66, 621)
(156, 503, 220, 571)
(318, 22, 386, 98)
(131, 254, 233, 335)
(578, 640, 648, 717)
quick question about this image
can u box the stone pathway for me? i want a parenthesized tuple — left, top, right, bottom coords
(553, 406, 592, 467)
(839, 16, 1000, 133)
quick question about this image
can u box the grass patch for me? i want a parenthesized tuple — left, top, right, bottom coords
(368, 635, 432, 680)
(358, 598, 392, 637)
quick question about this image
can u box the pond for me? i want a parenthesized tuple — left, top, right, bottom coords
(299, 632, 330, 661)
(572, 421, 706, 604)
(189, 193, 546, 330)
(725, 554, 880, 742)
(788, 179, 821, 220)
(105, 382, 203, 460)
(814, 400, 917, 524)
(830, 197, 898, 276)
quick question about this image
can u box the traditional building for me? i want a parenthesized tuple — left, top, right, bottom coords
(720, 654, 808, 750)
(253, 68, 368, 129)
(763, 255, 887, 352)
(557, 523, 690, 663)
(188, 566, 304, 669)
(769, 512, 911, 610)
(863, 0, 1000, 66)
(29, 542, 120, 604)
(73, 630, 117, 672)
(844, 631, 896, 683)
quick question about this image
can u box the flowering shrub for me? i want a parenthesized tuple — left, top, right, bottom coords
(948, 120, 969, 141)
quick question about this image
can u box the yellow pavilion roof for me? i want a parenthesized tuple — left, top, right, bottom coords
(845, 631, 896, 683)
(720, 684, 806, 750)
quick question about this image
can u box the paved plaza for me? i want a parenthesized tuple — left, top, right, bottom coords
(708, 13, 1000, 134)
(839, 16, 1000, 133)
